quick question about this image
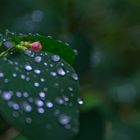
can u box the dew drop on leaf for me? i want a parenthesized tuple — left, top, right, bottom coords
(57, 67, 66, 76)
(34, 56, 42, 63)
(25, 65, 32, 71)
(51, 55, 60, 62)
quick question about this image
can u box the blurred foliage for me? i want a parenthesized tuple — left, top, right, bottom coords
(0, 0, 140, 140)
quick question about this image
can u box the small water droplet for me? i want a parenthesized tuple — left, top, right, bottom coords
(0, 72, 4, 78)
(24, 50, 32, 56)
(16, 92, 22, 97)
(68, 87, 73, 91)
(50, 72, 57, 77)
(55, 97, 64, 105)
(44, 62, 48, 66)
(25, 117, 32, 124)
(40, 78, 45, 82)
(20, 74, 26, 80)
(35, 99, 44, 107)
(57, 67, 66, 76)
(34, 56, 42, 63)
(22, 102, 32, 112)
(51, 55, 60, 62)
(39, 92, 45, 98)
(12, 112, 19, 118)
(71, 73, 79, 81)
(44, 87, 48, 92)
(4, 78, 9, 83)
(12, 73, 17, 77)
(77, 98, 84, 105)
(34, 69, 41, 75)
(46, 101, 53, 108)
(37, 108, 45, 114)
(23, 92, 29, 98)
(34, 82, 40, 87)
(25, 65, 32, 71)
(58, 114, 71, 125)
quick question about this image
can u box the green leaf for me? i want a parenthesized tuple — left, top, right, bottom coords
(0, 51, 80, 140)
(10, 34, 76, 65)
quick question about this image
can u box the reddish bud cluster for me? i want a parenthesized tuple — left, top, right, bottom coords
(31, 41, 42, 52)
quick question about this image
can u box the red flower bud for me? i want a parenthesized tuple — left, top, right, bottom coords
(31, 41, 42, 52)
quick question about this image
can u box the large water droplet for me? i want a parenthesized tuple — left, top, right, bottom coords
(51, 55, 60, 62)
(1, 91, 13, 101)
(57, 67, 66, 76)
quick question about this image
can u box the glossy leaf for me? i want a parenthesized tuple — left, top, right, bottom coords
(0, 51, 80, 140)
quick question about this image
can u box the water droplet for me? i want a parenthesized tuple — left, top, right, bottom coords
(71, 73, 79, 81)
(20, 74, 26, 80)
(51, 55, 60, 62)
(25, 117, 32, 124)
(37, 108, 45, 114)
(50, 72, 57, 77)
(22, 102, 32, 112)
(55, 97, 64, 105)
(12, 112, 19, 118)
(57, 67, 66, 76)
(34, 56, 42, 63)
(68, 87, 73, 91)
(39, 92, 45, 98)
(34, 69, 41, 75)
(4, 78, 9, 83)
(77, 98, 84, 105)
(1, 91, 13, 101)
(12, 73, 17, 77)
(0, 72, 4, 78)
(34, 82, 40, 87)
(4, 41, 14, 48)
(44, 88, 48, 92)
(46, 101, 53, 108)
(44, 62, 48, 66)
(58, 114, 71, 125)
(23, 92, 29, 98)
(35, 99, 44, 107)
(25, 65, 32, 71)
(24, 50, 32, 56)
(63, 96, 69, 102)
(8, 102, 20, 110)
(16, 92, 22, 97)
(40, 78, 45, 82)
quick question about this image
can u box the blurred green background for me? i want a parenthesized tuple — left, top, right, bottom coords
(1, 0, 140, 140)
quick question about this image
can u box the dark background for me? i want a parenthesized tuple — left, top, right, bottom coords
(1, 0, 140, 140)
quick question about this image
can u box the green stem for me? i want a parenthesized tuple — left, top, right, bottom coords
(0, 47, 15, 58)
